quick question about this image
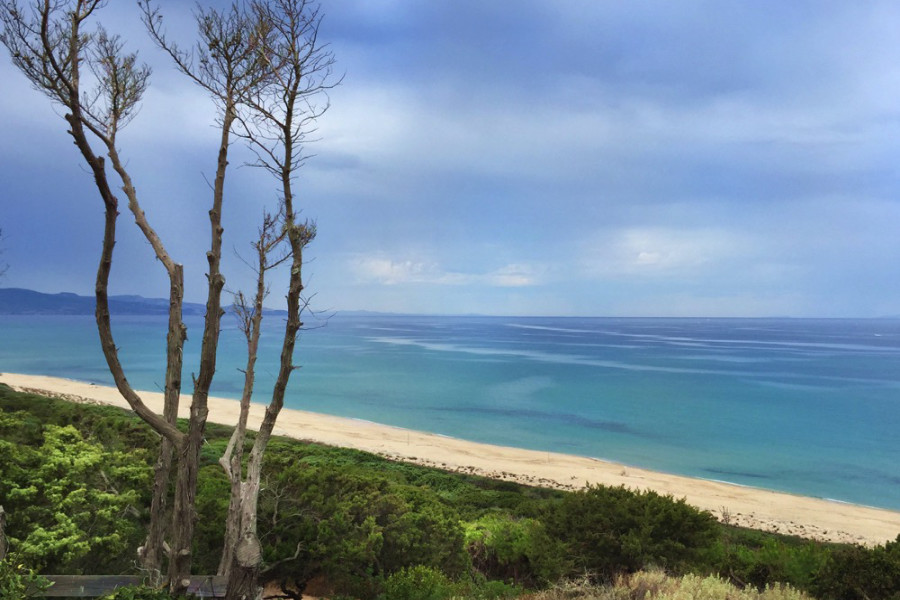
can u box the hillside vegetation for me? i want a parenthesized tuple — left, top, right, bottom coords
(1, 384, 898, 599)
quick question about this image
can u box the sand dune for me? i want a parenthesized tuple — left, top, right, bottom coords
(2, 371, 898, 546)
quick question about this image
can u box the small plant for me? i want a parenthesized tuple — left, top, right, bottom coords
(381, 565, 456, 600)
(719, 506, 732, 526)
(525, 570, 813, 600)
(0, 559, 51, 600)
(464, 513, 567, 586)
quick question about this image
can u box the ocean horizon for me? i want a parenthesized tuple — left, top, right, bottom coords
(1, 313, 898, 511)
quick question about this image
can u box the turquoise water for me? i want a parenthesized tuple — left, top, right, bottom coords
(1, 314, 899, 510)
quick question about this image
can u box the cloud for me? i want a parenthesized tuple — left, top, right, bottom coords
(5, 1, 900, 317)
(349, 256, 543, 288)
(580, 227, 750, 279)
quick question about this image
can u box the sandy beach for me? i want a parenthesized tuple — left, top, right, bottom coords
(2, 371, 898, 547)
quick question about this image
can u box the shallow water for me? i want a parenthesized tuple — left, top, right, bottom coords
(2, 314, 899, 510)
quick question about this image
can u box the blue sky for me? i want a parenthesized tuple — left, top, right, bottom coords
(2, 1, 900, 317)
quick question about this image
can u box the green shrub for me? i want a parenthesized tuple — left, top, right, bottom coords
(379, 566, 521, 600)
(464, 513, 567, 586)
(708, 527, 830, 592)
(0, 412, 151, 573)
(463, 576, 523, 600)
(0, 559, 50, 600)
(380, 565, 456, 600)
(190, 464, 232, 575)
(544, 485, 718, 581)
(253, 460, 467, 595)
(812, 535, 900, 600)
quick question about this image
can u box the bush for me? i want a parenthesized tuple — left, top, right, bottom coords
(252, 459, 467, 596)
(544, 485, 718, 581)
(707, 527, 830, 592)
(812, 535, 900, 600)
(0, 559, 50, 600)
(0, 412, 151, 573)
(526, 570, 812, 599)
(380, 565, 456, 600)
(464, 513, 567, 586)
(379, 566, 521, 600)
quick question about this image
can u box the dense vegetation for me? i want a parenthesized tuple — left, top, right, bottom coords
(1, 384, 898, 599)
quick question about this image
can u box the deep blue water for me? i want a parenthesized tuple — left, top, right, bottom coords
(1, 314, 899, 510)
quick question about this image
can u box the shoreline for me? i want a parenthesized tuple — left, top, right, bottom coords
(2, 371, 899, 546)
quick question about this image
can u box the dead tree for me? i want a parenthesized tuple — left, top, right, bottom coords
(217, 2, 337, 598)
(0, 3, 187, 585)
(1, 2, 336, 596)
(218, 212, 285, 579)
(138, 2, 272, 590)
(1, 1, 254, 593)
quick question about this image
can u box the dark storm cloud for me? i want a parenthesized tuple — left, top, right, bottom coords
(2, 1, 900, 315)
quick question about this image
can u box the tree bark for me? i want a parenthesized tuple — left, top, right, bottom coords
(226, 533, 263, 600)
(139, 267, 186, 581)
(218, 280, 265, 578)
(0, 505, 8, 561)
(221, 4, 335, 595)
(224, 157, 307, 600)
(167, 102, 233, 596)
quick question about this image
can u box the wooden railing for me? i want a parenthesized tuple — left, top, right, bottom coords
(38, 575, 228, 598)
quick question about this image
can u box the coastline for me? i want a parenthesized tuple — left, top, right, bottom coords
(2, 371, 899, 546)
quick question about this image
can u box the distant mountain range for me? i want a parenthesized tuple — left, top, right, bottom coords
(0, 288, 209, 316)
(0, 288, 417, 318)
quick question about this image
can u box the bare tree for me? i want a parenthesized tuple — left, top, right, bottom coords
(215, 1, 337, 598)
(0, 0, 184, 432)
(217, 211, 295, 598)
(137, 2, 273, 589)
(0, 3, 189, 587)
(1, 2, 335, 595)
(0, 1, 263, 593)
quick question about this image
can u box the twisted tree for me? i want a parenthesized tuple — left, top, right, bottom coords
(1, 1, 337, 597)
(0, 10, 188, 587)
(215, 2, 337, 597)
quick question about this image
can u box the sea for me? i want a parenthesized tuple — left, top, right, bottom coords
(1, 314, 899, 511)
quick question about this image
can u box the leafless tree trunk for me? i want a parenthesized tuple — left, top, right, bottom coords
(0, 1, 260, 593)
(139, 4, 269, 589)
(218, 213, 284, 580)
(218, 2, 337, 598)
(222, 208, 313, 600)
(0, 505, 9, 561)
(0, 0, 191, 583)
(2, 3, 335, 596)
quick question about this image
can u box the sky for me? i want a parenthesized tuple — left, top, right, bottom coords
(2, 1, 900, 317)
